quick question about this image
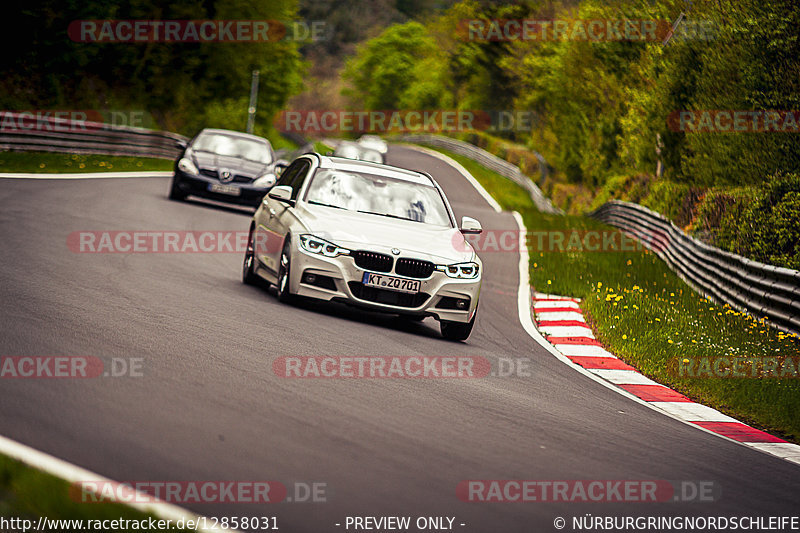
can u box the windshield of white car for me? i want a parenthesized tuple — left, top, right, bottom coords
(192, 133, 273, 164)
(304, 169, 452, 227)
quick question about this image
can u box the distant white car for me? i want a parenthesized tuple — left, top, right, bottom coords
(242, 154, 483, 341)
(333, 140, 384, 164)
(357, 135, 388, 154)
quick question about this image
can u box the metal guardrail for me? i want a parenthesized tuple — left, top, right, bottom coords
(0, 112, 315, 161)
(591, 200, 800, 336)
(0, 112, 188, 159)
(392, 134, 562, 215)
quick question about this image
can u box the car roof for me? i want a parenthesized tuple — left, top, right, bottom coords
(313, 155, 434, 186)
(198, 128, 270, 144)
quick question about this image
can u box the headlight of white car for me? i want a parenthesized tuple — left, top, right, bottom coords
(437, 262, 480, 279)
(299, 235, 350, 258)
(178, 157, 198, 175)
(253, 173, 276, 188)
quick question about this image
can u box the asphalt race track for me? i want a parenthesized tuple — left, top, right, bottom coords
(1, 145, 798, 532)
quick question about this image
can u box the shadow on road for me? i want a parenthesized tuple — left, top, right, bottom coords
(161, 193, 256, 217)
(238, 279, 445, 340)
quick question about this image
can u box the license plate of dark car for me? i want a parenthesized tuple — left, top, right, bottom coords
(362, 272, 420, 294)
(208, 183, 241, 196)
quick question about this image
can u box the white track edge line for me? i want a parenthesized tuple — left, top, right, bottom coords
(0, 434, 233, 532)
(401, 144, 502, 214)
(0, 171, 173, 179)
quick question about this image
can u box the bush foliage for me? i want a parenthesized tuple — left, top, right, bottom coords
(341, 0, 800, 268)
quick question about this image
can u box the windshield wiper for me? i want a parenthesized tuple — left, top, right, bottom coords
(357, 210, 415, 222)
(309, 200, 345, 210)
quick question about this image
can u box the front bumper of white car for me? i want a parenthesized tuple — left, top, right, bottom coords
(288, 240, 481, 324)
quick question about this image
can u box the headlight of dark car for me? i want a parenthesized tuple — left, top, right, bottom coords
(177, 157, 199, 175)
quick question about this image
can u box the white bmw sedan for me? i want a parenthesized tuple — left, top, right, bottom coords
(242, 154, 483, 341)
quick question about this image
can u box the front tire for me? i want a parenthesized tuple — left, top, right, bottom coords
(276, 240, 295, 303)
(168, 175, 187, 201)
(440, 311, 476, 341)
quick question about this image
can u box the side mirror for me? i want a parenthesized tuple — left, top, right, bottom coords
(460, 216, 482, 234)
(268, 185, 295, 206)
(175, 139, 188, 149)
(274, 162, 289, 177)
(326, 151, 333, 156)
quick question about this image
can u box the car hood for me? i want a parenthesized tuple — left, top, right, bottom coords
(192, 152, 269, 177)
(297, 204, 476, 264)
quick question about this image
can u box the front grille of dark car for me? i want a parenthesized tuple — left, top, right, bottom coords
(348, 282, 429, 308)
(395, 258, 436, 279)
(199, 168, 253, 183)
(352, 251, 393, 273)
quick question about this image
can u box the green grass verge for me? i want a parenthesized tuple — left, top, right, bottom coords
(313, 141, 333, 155)
(0, 152, 173, 173)
(0, 455, 188, 531)
(431, 147, 800, 443)
(264, 127, 299, 152)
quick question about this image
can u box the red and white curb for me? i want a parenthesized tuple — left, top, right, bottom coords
(533, 292, 800, 467)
